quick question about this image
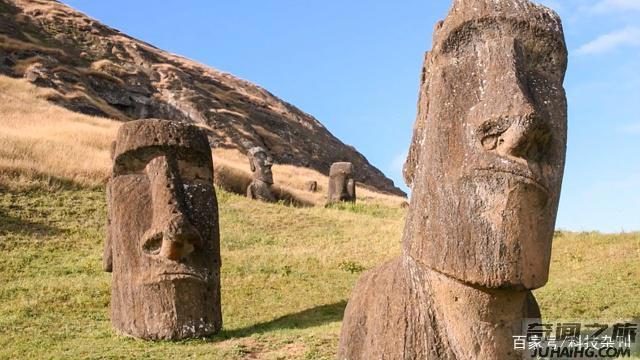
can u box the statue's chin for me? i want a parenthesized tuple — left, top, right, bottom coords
(114, 279, 218, 339)
(431, 175, 553, 290)
(472, 177, 552, 289)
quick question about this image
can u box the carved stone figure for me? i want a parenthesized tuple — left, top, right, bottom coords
(306, 180, 318, 192)
(246, 146, 276, 202)
(327, 162, 356, 204)
(104, 119, 222, 340)
(339, 0, 568, 358)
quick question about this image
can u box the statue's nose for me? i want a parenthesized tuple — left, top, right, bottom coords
(479, 38, 550, 162)
(145, 155, 203, 261)
(494, 114, 549, 162)
(158, 216, 200, 261)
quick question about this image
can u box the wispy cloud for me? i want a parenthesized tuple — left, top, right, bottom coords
(576, 26, 640, 54)
(619, 123, 640, 134)
(587, 0, 640, 13)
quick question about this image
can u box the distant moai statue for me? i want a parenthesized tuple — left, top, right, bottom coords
(306, 180, 318, 192)
(246, 146, 276, 202)
(339, 0, 568, 359)
(104, 119, 222, 340)
(327, 162, 356, 204)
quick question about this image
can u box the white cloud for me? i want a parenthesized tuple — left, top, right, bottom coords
(588, 0, 640, 13)
(620, 123, 640, 134)
(576, 26, 640, 54)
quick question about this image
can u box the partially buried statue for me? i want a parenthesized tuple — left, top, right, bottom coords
(246, 146, 276, 202)
(104, 119, 222, 340)
(327, 162, 356, 204)
(339, 0, 568, 359)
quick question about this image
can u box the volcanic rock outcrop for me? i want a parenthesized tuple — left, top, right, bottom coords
(339, 0, 568, 358)
(104, 119, 222, 340)
(0, 0, 404, 196)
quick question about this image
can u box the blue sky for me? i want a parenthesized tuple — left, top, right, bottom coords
(61, 0, 639, 232)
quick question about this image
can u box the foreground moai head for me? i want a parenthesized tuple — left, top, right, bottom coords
(404, 0, 568, 290)
(327, 162, 356, 203)
(248, 146, 274, 184)
(104, 119, 221, 340)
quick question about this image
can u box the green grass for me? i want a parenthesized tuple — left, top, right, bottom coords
(0, 187, 638, 359)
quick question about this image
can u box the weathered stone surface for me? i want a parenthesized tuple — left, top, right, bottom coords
(327, 162, 356, 204)
(339, 0, 567, 358)
(0, 0, 406, 196)
(104, 119, 222, 340)
(246, 146, 276, 202)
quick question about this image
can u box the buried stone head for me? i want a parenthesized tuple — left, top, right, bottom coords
(103, 119, 222, 340)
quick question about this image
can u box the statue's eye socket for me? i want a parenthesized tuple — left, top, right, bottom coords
(113, 150, 161, 176)
(114, 157, 147, 176)
(177, 161, 213, 184)
(143, 234, 162, 255)
(523, 41, 566, 81)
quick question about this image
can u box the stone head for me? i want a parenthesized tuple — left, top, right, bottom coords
(248, 146, 274, 184)
(403, 0, 568, 290)
(105, 119, 221, 339)
(328, 162, 356, 203)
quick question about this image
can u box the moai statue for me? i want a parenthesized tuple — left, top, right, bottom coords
(103, 119, 222, 340)
(246, 146, 276, 202)
(327, 162, 356, 204)
(306, 180, 318, 193)
(339, 0, 568, 359)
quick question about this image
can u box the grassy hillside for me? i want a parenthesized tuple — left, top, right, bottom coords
(0, 75, 639, 359)
(1, 188, 638, 359)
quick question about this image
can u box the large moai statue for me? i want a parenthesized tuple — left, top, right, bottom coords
(103, 119, 222, 340)
(339, 0, 568, 359)
(246, 146, 276, 203)
(327, 162, 356, 204)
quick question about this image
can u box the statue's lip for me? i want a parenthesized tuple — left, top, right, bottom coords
(143, 271, 208, 284)
(473, 166, 549, 194)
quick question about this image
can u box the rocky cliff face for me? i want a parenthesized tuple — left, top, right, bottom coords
(0, 0, 405, 196)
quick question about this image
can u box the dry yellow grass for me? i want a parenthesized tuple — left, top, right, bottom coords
(0, 75, 405, 206)
(214, 148, 406, 207)
(0, 75, 118, 189)
(0, 34, 67, 58)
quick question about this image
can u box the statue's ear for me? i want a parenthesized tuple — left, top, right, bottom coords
(110, 141, 117, 160)
(250, 158, 256, 172)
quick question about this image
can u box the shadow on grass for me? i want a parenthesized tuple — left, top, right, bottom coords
(216, 300, 347, 340)
(0, 207, 64, 239)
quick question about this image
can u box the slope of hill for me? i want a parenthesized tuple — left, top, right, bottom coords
(0, 75, 405, 209)
(0, 0, 405, 196)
